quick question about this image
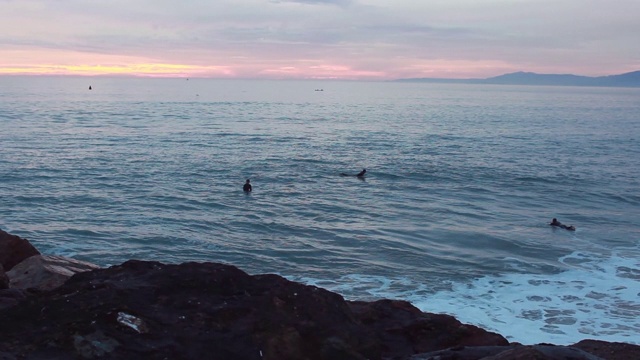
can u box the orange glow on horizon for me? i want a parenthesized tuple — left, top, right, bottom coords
(0, 63, 234, 78)
(0, 49, 526, 80)
(0, 62, 391, 80)
(0, 47, 523, 79)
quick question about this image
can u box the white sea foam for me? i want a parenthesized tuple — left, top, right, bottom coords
(412, 250, 640, 345)
(297, 249, 639, 345)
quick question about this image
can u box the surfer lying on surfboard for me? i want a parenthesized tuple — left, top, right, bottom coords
(550, 218, 575, 231)
(341, 169, 366, 178)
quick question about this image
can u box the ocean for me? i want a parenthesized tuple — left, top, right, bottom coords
(1, 76, 639, 345)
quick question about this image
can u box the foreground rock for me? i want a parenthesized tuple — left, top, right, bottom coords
(6, 254, 100, 291)
(1, 260, 638, 359)
(410, 345, 604, 359)
(348, 300, 507, 358)
(572, 340, 640, 360)
(0, 229, 40, 271)
(0, 260, 509, 360)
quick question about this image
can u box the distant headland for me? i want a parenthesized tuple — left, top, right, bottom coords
(395, 70, 640, 88)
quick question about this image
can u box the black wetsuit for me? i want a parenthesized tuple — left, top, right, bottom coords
(550, 220, 575, 231)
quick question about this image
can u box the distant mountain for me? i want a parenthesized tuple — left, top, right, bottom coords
(395, 70, 640, 87)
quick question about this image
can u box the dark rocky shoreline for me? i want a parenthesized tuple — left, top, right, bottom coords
(1, 229, 638, 359)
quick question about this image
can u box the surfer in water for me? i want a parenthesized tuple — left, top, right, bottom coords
(341, 169, 367, 178)
(243, 179, 252, 193)
(550, 218, 575, 231)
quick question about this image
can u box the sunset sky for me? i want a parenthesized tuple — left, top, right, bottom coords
(1, 0, 638, 80)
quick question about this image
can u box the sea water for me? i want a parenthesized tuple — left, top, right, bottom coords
(1, 76, 639, 345)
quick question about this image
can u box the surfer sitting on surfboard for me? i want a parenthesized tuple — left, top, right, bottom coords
(550, 218, 575, 231)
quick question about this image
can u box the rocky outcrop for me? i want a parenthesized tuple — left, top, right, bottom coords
(0, 229, 40, 271)
(0, 260, 507, 359)
(6, 254, 100, 291)
(0, 230, 639, 359)
(409, 344, 606, 359)
(349, 299, 508, 359)
(572, 340, 640, 360)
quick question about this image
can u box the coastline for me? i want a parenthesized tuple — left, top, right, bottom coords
(2, 229, 639, 359)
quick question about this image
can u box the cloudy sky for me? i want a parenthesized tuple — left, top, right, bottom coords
(1, 0, 638, 79)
